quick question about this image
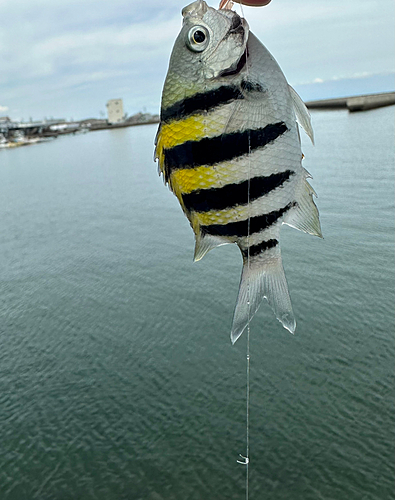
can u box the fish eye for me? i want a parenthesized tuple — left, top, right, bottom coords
(186, 26, 210, 52)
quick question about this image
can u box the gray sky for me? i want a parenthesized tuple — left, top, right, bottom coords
(0, 0, 394, 120)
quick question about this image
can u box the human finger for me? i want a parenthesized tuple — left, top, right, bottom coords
(232, 0, 272, 6)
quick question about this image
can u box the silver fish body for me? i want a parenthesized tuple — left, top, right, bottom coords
(155, 0, 321, 343)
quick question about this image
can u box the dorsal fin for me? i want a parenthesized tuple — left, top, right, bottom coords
(288, 85, 314, 145)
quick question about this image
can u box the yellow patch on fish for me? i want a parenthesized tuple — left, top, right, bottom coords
(157, 115, 209, 150)
(170, 160, 247, 194)
(194, 205, 249, 227)
(170, 165, 220, 193)
(156, 115, 212, 180)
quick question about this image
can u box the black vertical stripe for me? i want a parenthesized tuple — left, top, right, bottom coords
(182, 170, 294, 213)
(201, 202, 296, 238)
(164, 122, 288, 177)
(240, 80, 264, 93)
(241, 239, 279, 258)
(161, 85, 243, 123)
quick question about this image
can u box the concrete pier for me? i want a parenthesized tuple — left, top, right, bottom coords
(305, 92, 395, 112)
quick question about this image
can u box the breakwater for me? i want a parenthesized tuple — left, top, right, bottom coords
(305, 91, 395, 111)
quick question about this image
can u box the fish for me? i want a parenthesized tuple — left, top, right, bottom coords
(155, 0, 322, 344)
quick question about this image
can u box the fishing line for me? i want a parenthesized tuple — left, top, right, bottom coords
(240, 3, 252, 499)
(218, 3, 252, 498)
(245, 8, 252, 500)
(245, 74, 252, 500)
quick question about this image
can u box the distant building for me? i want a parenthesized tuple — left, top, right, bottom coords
(106, 99, 124, 124)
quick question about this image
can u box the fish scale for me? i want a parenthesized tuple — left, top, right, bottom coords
(155, 0, 321, 343)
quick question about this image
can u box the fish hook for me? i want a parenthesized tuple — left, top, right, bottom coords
(237, 454, 249, 465)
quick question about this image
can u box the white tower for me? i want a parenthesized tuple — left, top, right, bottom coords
(106, 99, 124, 124)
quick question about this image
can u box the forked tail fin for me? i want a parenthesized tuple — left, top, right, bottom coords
(230, 248, 296, 344)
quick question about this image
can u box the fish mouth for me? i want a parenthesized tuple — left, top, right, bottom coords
(224, 11, 248, 41)
(227, 11, 245, 36)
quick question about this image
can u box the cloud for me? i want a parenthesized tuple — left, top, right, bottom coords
(0, 2, 181, 84)
(0, 0, 393, 119)
(0, 105, 9, 112)
(242, 0, 394, 83)
(297, 71, 392, 86)
(31, 17, 180, 69)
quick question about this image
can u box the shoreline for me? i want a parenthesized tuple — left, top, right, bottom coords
(1, 91, 394, 149)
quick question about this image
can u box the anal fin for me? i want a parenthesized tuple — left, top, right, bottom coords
(285, 171, 322, 238)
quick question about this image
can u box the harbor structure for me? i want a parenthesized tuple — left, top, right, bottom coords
(1, 91, 393, 150)
(0, 116, 12, 134)
(305, 91, 395, 111)
(106, 99, 124, 124)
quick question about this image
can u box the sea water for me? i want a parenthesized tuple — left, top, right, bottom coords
(0, 107, 394, 500)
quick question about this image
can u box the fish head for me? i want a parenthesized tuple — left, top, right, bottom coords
(167, 1, 249, 83)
